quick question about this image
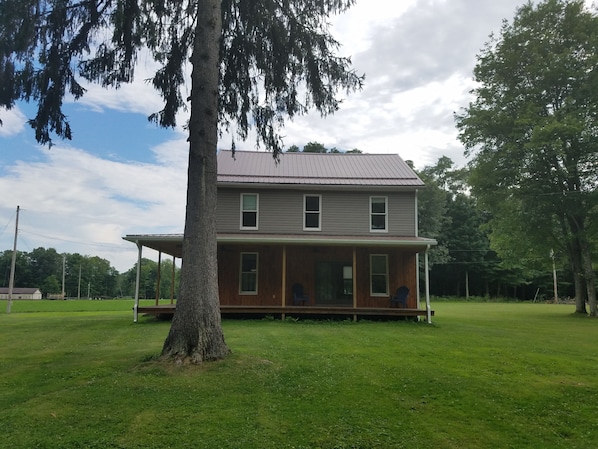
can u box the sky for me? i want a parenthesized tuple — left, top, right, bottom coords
(0, 0, 568, 273)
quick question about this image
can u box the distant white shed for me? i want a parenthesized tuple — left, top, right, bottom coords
(0, 288, 42, 300)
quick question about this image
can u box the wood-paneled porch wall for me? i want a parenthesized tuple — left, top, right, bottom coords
(217, 244, 419, 308)
(355, 248, 418, 308)
(218, 244, 283, 306)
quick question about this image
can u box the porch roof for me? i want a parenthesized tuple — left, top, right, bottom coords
(123, 233, 437, 258)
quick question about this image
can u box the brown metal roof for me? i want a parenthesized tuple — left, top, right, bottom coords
(217, 150, 424, 187)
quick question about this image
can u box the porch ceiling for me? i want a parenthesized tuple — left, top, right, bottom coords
(123, 233, 437, 258)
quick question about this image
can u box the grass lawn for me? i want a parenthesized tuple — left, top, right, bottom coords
(1, 300, 597, 448)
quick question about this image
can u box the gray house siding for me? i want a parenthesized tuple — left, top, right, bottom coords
(217, 187, 417, 236)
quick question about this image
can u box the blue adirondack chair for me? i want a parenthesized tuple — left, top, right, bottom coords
(390, 286, 409, 308)
(292, 283, 309, 306)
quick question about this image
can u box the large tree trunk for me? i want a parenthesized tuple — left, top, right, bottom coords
(162, 0, 230, 363)
(579, 236, 597, 317)
(561, 214, 587, 314)
(566, 214, 596, 316)
(568, 240, 587, 314)
(572, 269, 587, 314)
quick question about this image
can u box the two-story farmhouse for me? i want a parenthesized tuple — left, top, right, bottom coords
(124, 150, 437, 321)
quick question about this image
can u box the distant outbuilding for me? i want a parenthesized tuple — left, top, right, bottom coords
(0, 288, 42, 300)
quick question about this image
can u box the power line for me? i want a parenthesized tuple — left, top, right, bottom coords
(18, 228, 128, 251)
(0, 210, 16, 238)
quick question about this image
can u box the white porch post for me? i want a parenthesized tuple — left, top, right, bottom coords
(425, 245, 432, 324)
(133, 241, 143, 323)
(155, 251, 162, 305)
(353, 247, 357, 322)
(416, 253, 421, 309)
(170, 256, 176, 304)
(282, 245, 287, 320)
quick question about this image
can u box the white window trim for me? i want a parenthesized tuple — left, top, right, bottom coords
(370, 254, 389, 296)
(239, 252, 258, 294)
(370, 196, 388, 233)
(240, 193, 259, 230)
(303, 194, 322, 231)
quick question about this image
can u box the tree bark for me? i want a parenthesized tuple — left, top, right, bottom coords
(161, 0, 230, 363)
(565, 213, 596, 316)
(579, 236, 597, 317)
(569, 244, 587, 314)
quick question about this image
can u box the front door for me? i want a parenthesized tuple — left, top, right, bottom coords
(315, 261, 353, 306)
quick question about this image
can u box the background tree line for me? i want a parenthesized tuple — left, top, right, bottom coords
(286, 142, 363, 154)
(0, 248, 180, 300)
(415, 156, 588, 302)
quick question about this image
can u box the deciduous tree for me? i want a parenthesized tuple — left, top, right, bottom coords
(303, 141, 329, 153)
(456, 0, 597, 315)
(416, 162, 451, 267)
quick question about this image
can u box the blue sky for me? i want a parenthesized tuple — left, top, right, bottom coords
(0, 0, 554, 272)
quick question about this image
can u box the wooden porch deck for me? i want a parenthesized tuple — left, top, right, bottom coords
(135, 304, 434, 320)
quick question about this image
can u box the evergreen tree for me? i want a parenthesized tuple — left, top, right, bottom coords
(1, 0, 362, 361)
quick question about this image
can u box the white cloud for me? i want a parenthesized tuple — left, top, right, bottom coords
(263, 0, 526, 169)
(0, 143, 186, 271)
(151, 136, 189, 169)
(331, 0, 418, 55)
(0, 107, 27, 137)
(74, 49, 191, 126)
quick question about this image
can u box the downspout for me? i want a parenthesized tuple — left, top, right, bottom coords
(425, 244, 432, 324)
(133, 241, 143, 322)
(416, 253, 421, 310)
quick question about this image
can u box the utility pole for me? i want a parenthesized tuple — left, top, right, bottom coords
(61, 254, 66, 300)
(551, 249, 558, 304)
(465, 269, 470, 300)
(6, 206, 19, 314)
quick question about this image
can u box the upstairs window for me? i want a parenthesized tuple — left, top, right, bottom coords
(240, 253, 258, 294)
(304, 195, 321, 230)
(240, 193, 258, 229)
(370, 254, 389, 296)
(370, 196, 387, 232)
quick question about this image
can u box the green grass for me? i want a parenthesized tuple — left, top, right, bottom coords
(1, 300, 597, 448)
(3, 298, 170, 314)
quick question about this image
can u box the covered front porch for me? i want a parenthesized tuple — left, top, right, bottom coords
(124, 233, 436, 323)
